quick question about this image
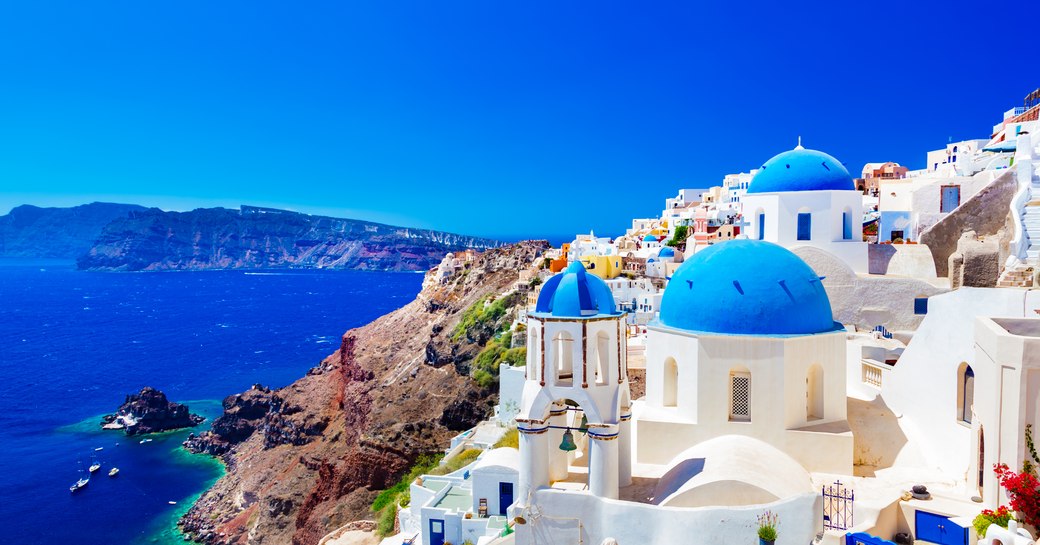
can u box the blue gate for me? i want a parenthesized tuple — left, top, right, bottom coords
(846, 532, 895, 545)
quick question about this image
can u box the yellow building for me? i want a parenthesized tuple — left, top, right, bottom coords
(579, 255, 623, 279)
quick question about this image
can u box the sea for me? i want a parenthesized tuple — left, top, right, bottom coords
(0, 259, 423, 545)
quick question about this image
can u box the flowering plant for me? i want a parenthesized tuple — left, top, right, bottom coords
(972, 505, 1014, 538)
(995, 464, 1040, 528)
(757, 510, 779, 541)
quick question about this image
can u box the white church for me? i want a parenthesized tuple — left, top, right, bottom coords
(740, 143, 869, 273)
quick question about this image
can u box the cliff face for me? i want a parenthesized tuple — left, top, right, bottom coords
(179, 241, 547, 545)
(77, 205, 501, 272)
(101, 387, 205, 436)
(0, 202, 146, 259)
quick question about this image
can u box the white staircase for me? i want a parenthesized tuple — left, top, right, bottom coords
(1026, 189, 1040, 262)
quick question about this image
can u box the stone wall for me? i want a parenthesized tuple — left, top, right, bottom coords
(868, 244, 937, 278)
(918, 169, 1017, 277)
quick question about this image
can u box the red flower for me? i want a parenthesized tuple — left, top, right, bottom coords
(995, 464, 1040, 527)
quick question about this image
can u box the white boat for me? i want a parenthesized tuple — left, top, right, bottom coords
(88, 453, 101, 473)
(70, 463, 89, 493)
(69, 476, 89, 493)
(108, 467, 119, 477)
(139, 438, 153, 444)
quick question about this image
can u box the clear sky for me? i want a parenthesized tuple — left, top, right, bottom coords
(0, 1, 1036, 241)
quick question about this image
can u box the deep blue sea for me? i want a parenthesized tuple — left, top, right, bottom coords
(0, 260, 422, 545)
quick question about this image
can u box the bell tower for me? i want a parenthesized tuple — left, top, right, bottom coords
(516, 262, 631, 504)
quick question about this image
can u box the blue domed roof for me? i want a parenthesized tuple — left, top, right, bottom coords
(658, 247, 675, 258)
(658, 240, 839, 335)
(747, 147, 854, 194)
(643, 234, 658, 242)
(535, 262, 619, 318)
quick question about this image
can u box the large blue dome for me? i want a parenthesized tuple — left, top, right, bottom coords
(535, 262, 619, 318)
(658, 240, 839, 335)
(747, 147, 854, 194)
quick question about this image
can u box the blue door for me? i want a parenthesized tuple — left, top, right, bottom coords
(499, 482, 514, 515)
(429, 519, 445, 545)
(797, 213, 812, 240)
(758, 213, 765, 240)
(940, 186, 961, 213)
(915, 511, 967, 545)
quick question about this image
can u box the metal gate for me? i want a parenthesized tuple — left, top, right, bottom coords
(823, 480, 855, 531)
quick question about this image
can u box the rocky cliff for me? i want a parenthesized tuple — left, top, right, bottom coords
(78, 205, 500, 272)
(0, 202, 146, 259)
(101, 387, 205, 436)
(179, 240, 547, 545)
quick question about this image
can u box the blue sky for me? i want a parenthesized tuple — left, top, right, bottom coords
(0, 1, 1036, 240)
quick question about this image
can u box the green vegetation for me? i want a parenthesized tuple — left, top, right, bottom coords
(666, 225, 688, 247)
(528, 276, 543, 288)
(452, 293, 522, 343)
(371, 447, 493, 537)
(371, 453, 444, 537)
(973, 506, 1013, 538)
(429, 448, 482, 476)
(473, 339, 526, 388)
(494, 428, 518, 449)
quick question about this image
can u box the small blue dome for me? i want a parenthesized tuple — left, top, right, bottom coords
(747, 147, 854, 194)
(658, 247, 675, 258)
(643, 234, 658, 242)
(535, 262, 619, 318)
(659, 240, 838, 335)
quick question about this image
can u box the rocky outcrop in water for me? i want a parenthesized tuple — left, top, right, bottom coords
(77, 205, 501, 272)
(101, 387, 205, 436)
(178, 240, 547, 545)
(0, 202, 146, 259)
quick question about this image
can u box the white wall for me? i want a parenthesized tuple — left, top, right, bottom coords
(742, 190, 868, 273)
(880, 288, 1040, 503)
(639, 326, 852, 473)
(515, 488, 821, 545)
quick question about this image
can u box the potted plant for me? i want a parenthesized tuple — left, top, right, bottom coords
(757, 511, 779, 545)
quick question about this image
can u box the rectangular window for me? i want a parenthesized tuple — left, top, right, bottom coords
(757, 214, 765, 240)
(890, 229, 904, 242)
(842, 212, 852, 240)
(730, 372, 751, 421)
(797, 213, 811, 241)
(914, 297, 928, 315)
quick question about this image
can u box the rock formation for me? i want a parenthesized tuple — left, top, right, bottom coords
(101, 387, 205, 436)
(179, 241, 548, 545)
(77, 205, 500, 272)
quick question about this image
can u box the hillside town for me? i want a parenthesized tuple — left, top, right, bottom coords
(319, 89, 1040, 545)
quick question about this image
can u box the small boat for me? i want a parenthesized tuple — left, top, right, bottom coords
(94, 447, 104, 451)
(88, 454, 101, 473)
(108, 467, 119, 477)
(168, 501, 177, 505)
(70, 462, 89, 493)
(139, 438, 153, 444)
(69, 476, 89, 493)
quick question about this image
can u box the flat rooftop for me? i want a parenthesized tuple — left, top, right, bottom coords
(993, 317, 1040, 338)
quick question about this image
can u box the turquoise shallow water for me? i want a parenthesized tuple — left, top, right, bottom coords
(0, 260, 422, 544)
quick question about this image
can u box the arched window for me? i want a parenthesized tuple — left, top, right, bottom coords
(553, 331, 574, 386)
(595, 331, 610, 386)
(842, 207, 853, 240)
(807, 365, 824, 420)
(957, 363, 974, 423)
(663, 357, 678, 407)
(729, 368, 751, 421)
(529, 328, 540, 382)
